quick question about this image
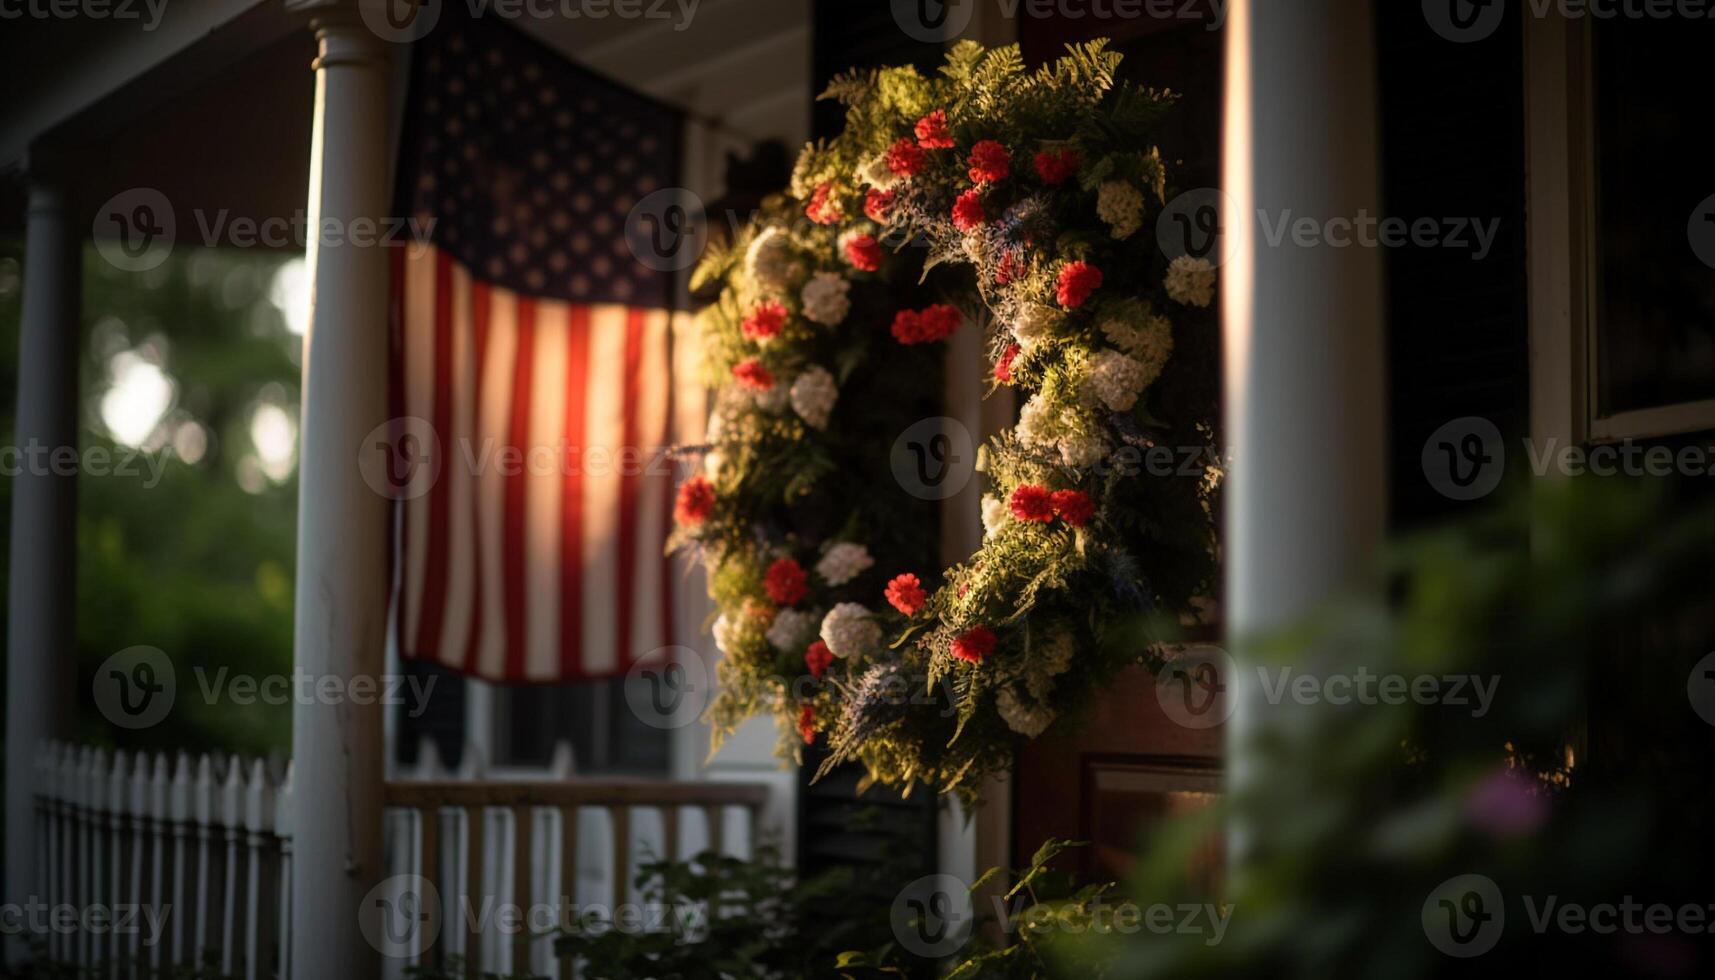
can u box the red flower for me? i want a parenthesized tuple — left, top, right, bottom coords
(914, 109, 955, 149)
(805, 182, 843, 225)
(1055, 261, 1103, 309)
(1050, 489, 1095, 528)
(1033, 148, 1080, 185)
(1009, 484, 1055, 523)
(952, 188, 987, 232)
(892, 304, 963, 345)
(732, 360, 774, 391)
(804, 640, 833, 679)
(951, 626, 996, 664)
(741, 299, 787, 341)
(674, 475, 716, 525)
(967, 140, 1011, 184)
(864, 187, 895, 223)
(885, 573, 927, 616)
(886, 137, 927, 178)
(844, 233, 883, 272)
(994, 344, 1021, 384)
(798, 704, 817, 744)
(995, 250, 1024, 286)
(764, 557, 808, 606)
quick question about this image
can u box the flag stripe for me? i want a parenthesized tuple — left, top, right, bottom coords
(559, 304, 592, 680)
(395, 247, 676, 684)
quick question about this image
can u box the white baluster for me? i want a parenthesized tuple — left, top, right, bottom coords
(219, 759, 245, 977)
(168, 753, 192, 969)
(86, 748, 109, 972)
(548, 741, 575, 779)
(193, 754, 217, 969)
(274, 762, 294, 980)
(107, 748, 129, 978)
(73, 746, 95, 971)
(243, 759, 275, 980)
(128, 752, 150, 974)
(40, 743, 61, 964)
(147, 754, 170, 973)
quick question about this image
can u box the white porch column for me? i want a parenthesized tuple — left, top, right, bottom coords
(1221, 0, 1386, 849)
(287, 3, 393, 974)
(5, 174, 80, 964)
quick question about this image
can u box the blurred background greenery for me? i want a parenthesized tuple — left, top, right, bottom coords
(0, 241, 305, 758)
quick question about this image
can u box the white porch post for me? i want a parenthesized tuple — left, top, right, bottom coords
(4, 173, 80, 965)
(1221, 0, 1387, 850)
(287, 3, 393, 974)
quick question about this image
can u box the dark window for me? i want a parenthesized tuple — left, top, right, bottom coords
(499, 679, 669, 775)
(1590, 17, 1715, 416)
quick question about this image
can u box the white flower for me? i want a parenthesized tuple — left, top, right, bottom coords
(754, 382, 789, 413)
(745, 227, 796, 292)
(1085, 349, 1151, 412)
(799, 272, 851, 326)
(1010, 304, 1063, 349)
(789, 367, 838, 430)
(1096, 180, 1145, 240)
(766, 608, 819, 653)
(981, 494, 1009, 538)
(996, 688, 1055, 737)
(859, 154, 898, 191)
(712, 614, 737, 655)
(1024, 632, 1076, 703)
(1016, 395, 1057, 450)
(1164, 255, 1216, 308)
(820, 603, 880, 659)
(1099, 311, 1174, 377)
(816, 542, 874, 586)
(703, 450, 724, 478)
(1058, 431, 1108, 468)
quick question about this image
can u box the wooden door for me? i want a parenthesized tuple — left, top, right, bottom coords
(1011, 8, 1226, 882)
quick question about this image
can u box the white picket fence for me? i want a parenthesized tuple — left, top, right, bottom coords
(30, 740, 770, 979)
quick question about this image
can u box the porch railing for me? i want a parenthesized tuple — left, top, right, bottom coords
(30, 740, 771, 979)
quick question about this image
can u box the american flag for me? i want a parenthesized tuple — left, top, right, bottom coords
(390, 13, 684, 683)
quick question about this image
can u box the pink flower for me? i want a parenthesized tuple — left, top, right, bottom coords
(951, 626, 996, 664)
(952, 188, 987, 232)
(844, 233, 883, 272)
(914, 109, 955, 149)
(764, 557, 808, 606)
(1050, 489, 1095, 528)
(1009, 484, 1055, 523)
(885, 573, 927, 616)
(1055, 261, 1103, 309)
(886, 138, 927, 178)
(1033, 148, 1080, 185)
(741, 299, 787, 341)
(864, 187, 895, 223)
(732, 359, 774, 391)
(674, 476, 715, 525)
(804, 640, 834, 679)
(967, 140, 1011, 184)
(805, 182, 843, 225)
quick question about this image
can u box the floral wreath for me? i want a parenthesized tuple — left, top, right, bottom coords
(671, 42, 1221, 804)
